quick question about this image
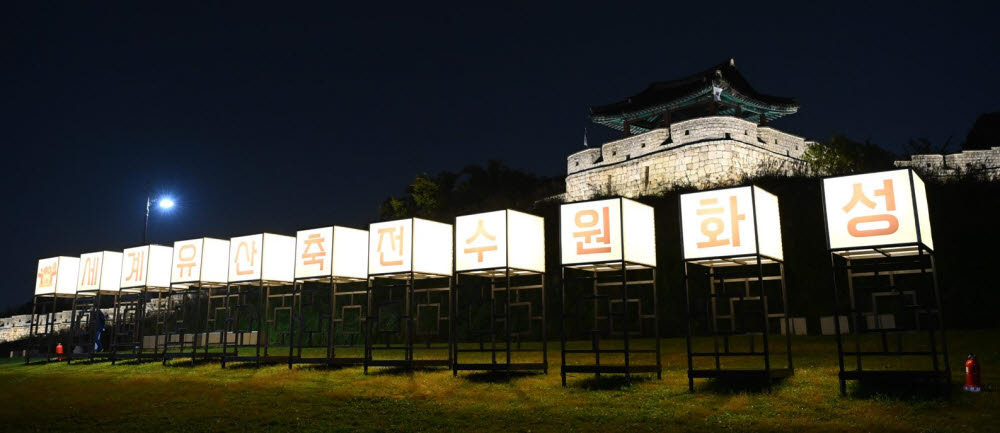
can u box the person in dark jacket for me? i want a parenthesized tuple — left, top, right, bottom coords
(94, 310, 106, 352)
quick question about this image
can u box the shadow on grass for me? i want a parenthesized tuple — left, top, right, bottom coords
(459, 371, 542, 383)
(849, 380, 952, 401)
(570, 374, 651, 390)
(221, 361, 276, 370)
(163, 358, 221, 368)
(107, 358, 162, 366)
(65, 358, 113, 366)
(366, 366, 448, 376)
(695, 376, 790, 394)
(296, 363, 352, 372)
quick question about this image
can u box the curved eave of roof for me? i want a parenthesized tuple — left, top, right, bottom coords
(591, 87, 798, 133)
(589, 60, 798, 118)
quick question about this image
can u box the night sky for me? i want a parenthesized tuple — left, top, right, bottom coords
(2, 2, 998, 309)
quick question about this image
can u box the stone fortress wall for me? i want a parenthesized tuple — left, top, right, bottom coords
(0, 298, 172, 344)
(565, 116, 815, 201)
(895, 147, 1000, 180)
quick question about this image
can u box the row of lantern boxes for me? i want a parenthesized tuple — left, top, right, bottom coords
(34, 169, 934, 295)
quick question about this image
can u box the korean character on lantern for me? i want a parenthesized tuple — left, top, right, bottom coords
(376, 225, 405, 266)
(573, 207, 612, 254)
(175, 244, 198, 279)
(300, 233, 326, 270)
(463, 219, 498, 263)
(696, 196, 745, 249)
(234, 240, 259, 276)
(81, 256, 100, 287)
(842, 179, 898, 237)
(125, 250, 146, 283)
(38, 262, 57, 289)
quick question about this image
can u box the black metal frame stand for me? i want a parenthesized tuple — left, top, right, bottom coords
(364, 272, 452, 373)
(221, 279, 292, 368)
(24, 294, 63, 364)
(286, 277, 368, 368)
(67, 290, 114, 363)
(286, 278, 330, 368)
(200, 285, 231, 362)
(329, 279, 368, 366)
(452, 269, 547, 378)
(560, 260, 661, 386)
(161, 283, 215, 365)
(829, 243, 950, 395)
(110, 288, 141, 364)
(683, 255, 793, 392)
(110, 286, 168, 364)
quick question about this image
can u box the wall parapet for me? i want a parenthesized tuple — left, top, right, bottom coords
(895, 147, 1000, 179)
(568, 116, 808, 176)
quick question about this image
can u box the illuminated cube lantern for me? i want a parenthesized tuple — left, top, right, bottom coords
(295, 226, 369, 281)
(455, 210, 545, 274)
(77, 251, 123, 293)
(228, 233, 295, 284)
(35, 256, 80, 296)
(680, 185, 784, 263)
(822, 168, 933, 255)
(119, 245, 173, 291)
(559, 197, 656, 267)
(171, 238, 230, 286)
(368, 218, 453, 277)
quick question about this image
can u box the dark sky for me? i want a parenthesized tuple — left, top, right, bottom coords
(2, 2, 998, 309)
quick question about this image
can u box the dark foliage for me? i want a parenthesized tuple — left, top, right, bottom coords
(802, 135, 897, 175)
(379, 160, 564, 222)
(964, 112, 1000, 151)
(393, 168, 1000, 335)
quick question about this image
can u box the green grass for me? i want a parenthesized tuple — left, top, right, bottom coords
(2, 331, 998, 432)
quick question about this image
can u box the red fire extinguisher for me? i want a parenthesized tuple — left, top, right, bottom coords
(55, 342, 64, 360)
(964, 354, 982, 392)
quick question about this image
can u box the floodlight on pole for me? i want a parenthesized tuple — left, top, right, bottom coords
(143, 192, 176, 245)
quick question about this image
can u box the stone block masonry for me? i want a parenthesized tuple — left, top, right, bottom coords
(565, 116, 813, 201)
(895, 147, 1000, 180)
(0, 297, 174, 343)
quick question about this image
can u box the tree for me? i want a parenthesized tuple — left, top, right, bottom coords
(802, 135, 896, 175)
(378, 196, 410, 219)
(965, 112, 1000, 151)
(904, 137, 955, 156)
(378, 160, 564, 220)
(410, 173, 444, 217)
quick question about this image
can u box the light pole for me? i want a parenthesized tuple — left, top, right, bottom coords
(143, 194, 175, 245)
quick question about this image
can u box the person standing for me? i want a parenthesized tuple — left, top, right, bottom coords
(94, 309, 106, 352)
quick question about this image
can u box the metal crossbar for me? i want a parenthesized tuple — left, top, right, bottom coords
(452, 270, 547, 378)
(683, 257, 793, 392)
(364, 273, 452, 372)
(829, 243, 950, 395)
(560, 262, 661, 386)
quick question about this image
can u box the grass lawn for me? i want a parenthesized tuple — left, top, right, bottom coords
(1, 330, 998, 432)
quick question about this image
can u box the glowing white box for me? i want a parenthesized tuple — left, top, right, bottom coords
(120, 245, 173, 289)
(228, 233, 295, 283)
(77, 251, 122, 292)
(559, 197, 656, 267)
(172, 238, 230, 285)
(295, 226, 369, 280)
(822, 169, 933, 251)
(455, 209, 545, 273)
(35, 256, 80, 296)
(680, 186, 784, 261)
(369, 218, 453, 276)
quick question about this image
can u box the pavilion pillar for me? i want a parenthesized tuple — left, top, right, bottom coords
(623, 120, 632, 137)
(661, 111, 671, 128)
(759, 113, 767, 126)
